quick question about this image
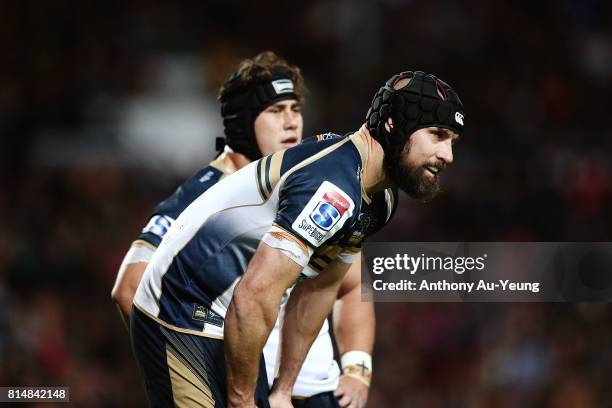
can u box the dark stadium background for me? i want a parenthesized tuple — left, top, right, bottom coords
(1, 1, 611, 406)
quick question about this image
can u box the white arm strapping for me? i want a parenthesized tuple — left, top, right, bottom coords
(261, 227, 313, 268)
(119, 243, 155, 268)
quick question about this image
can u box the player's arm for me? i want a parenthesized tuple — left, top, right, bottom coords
(269, 258, 352, 406)
(333, 255, 374, 408)
(112, 168, 219, 328)
(262, 164, 359, 407)
(111, 242, 155, 327)
(334, 255, 374, 356)
(225, 240, 304, 408)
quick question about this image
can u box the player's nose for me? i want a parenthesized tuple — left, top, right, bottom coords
(283, 109, 299, 130)
(436, 139, 454, 164)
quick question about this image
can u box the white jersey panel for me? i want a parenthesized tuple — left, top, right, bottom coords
(263, 295, 340, 397)
(134, 161, 268, 317)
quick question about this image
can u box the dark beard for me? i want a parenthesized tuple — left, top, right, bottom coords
(389, 159, 442, 202)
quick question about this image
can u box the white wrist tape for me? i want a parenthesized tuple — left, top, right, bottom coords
(341, 351, 372, 387)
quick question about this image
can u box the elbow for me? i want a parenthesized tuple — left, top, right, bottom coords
(110, 284, 120, 303)
(231, 281, 276, 328)
(110, 285, 122, 304)
(231, 283, 256, 317)
(111, 281, 134, 306)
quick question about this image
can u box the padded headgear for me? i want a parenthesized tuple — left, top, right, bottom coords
(365, 71, 465, 180)
(219, 74, 298, 160)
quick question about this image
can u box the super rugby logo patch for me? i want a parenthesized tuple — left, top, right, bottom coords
(310, 190, 349, 231)
(292, 181, 355, 247)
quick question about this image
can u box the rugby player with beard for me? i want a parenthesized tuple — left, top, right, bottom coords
(128, 69, 464, 408)
(113, 52, 381, 408)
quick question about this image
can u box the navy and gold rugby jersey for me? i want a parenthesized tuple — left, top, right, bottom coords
(134, 127, 397, 338)
(133, 159, 227, 249)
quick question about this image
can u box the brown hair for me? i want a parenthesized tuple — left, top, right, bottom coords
(218, 51, 305, 104)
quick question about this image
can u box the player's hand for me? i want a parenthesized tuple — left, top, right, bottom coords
(334, 374, 369, 408)
(268, 390, 294, 408)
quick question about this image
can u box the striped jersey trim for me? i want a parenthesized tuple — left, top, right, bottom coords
(348, 127, 372, 205)
(278, 136, 354, 189)
(255, 159, 267, 200)
(131, 239, 159, 251)
(133, 303, 224, 339)
(255, 151, 285, 201)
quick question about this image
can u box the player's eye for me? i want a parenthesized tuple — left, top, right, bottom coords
(432, 129, 444, 140)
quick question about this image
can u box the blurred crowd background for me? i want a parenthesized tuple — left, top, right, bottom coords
(1, 0, 611, 406)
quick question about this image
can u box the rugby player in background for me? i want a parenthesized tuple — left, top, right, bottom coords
(112, 52, 377, 407)
(130, 68, 464, 407)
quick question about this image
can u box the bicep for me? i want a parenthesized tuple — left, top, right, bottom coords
(112, 241, 156, 299)
(121, 262, 148, 292)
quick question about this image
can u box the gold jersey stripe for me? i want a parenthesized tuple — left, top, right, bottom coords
(313, 244, 343, 258)
(349, 126, 372, 205)
(166, 344, 215, 407)
(131, 239, 158, 251)
(267, 150, 284, 193)
(309, 257, 327, 270)
(260, 155, 271, 197)
(254, 159, 266, 201)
